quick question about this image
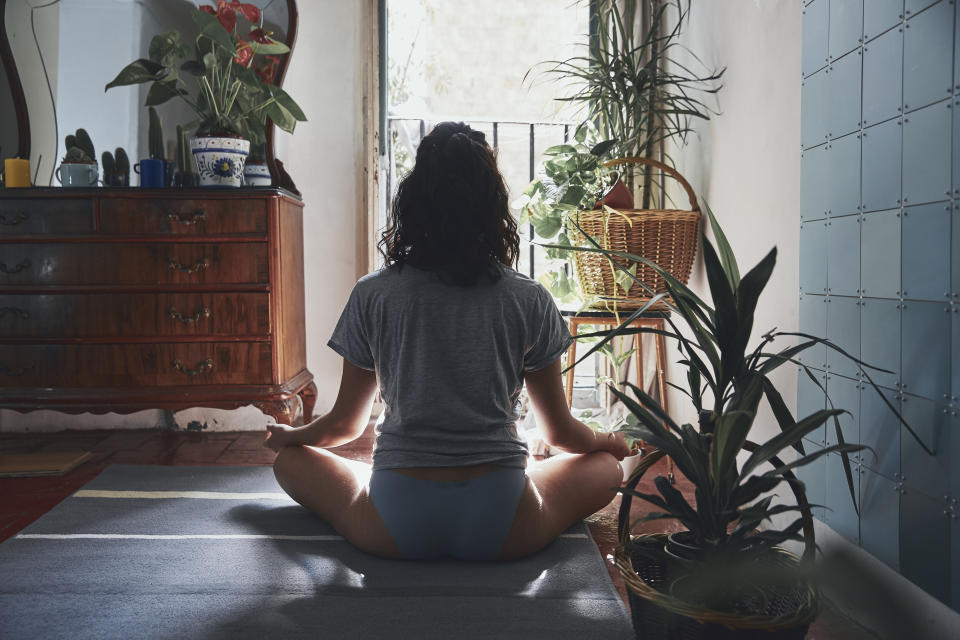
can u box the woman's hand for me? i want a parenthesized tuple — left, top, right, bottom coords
(598, 431, 634, 461)
(264, 423, 296, 452)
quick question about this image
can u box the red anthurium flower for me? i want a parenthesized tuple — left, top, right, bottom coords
(230, 1, 261, 24)
(249, 28, 271, 44)
(255, 56, 279, 83)
(216, 0, 237, 32)
(199, 5, 216, 15)
(233, 38, 253, 66)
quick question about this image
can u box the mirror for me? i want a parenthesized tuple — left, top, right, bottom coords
(1, 0, 296, 187)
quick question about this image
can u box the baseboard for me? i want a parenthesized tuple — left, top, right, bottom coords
(785, 520, 960, 640)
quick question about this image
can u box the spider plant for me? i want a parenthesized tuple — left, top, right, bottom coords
(528, 0, 724, 208)
(538, 202, 930, 607)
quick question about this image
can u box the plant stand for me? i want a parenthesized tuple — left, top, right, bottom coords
(561, 308, 674, 481)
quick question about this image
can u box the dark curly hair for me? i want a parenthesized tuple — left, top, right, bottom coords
(377, 121, 521, 287)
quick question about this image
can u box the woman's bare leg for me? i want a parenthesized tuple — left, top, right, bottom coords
(273, 445, 403, 559)
(497, 451, 623, 560)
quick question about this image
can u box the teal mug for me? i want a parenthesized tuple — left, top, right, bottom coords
(56, 162, 98, 187)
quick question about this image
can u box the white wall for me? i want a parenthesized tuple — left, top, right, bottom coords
(663, 0, 801, 441)
(275, 0, 367, 415)
(0, 0, 367, 431)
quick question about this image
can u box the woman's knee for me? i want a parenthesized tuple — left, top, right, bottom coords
(272, 445, 308, 489)
(581, 451, 624, 506)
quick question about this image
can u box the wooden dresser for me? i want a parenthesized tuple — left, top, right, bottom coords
(0, 188, 315, 425)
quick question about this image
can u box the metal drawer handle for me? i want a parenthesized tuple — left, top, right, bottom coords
(0, 307, 29, 319)
(0, 259, 30, 275)
(167, 257, 209, 274)
(172, 358, 214, 376)
(167, 306, 211, 324)
(0, 211, 28, 226)
(167, 209, 206, 225)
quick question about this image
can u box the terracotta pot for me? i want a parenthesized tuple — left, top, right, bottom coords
(594, 175, 635, 209)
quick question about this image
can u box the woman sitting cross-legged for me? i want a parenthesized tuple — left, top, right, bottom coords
(264, 121, 635, 561)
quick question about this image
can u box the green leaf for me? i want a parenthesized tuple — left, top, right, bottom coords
(248, 31, 291, 55)
(193, 9, 237, 54)
(104, 62, 159, 90)
(531, 213, 563, 239)
(739, 408, 845, 481)
(761, 376, 804, 455)
(270, 85, 307, 121)
(544, 144, 578, 155)
(180, 60, 205, 76)
(589, 139, 617, 157)
(559, 185, 587, 206)
(701, 200, 740, 289)
(265, 100, 296, 132)
(145, 81, 186, 107)
(654, 476, 701, 530)
(764, 442, 865, 477)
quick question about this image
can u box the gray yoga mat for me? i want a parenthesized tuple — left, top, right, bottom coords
(0, 464, 634, 639)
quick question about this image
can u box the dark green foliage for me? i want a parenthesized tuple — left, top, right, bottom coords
(62, 147, 93, 164)
(175, 125, 186, 172)
(61, 129, 96, 164)
(105, 9, 305, 142)
(529, 0, 724, 207)
(115, 148, 130, 173)
(101, 151, 116, 174)
(148, 107, 164, 160)
(538, 197, 929, 596)
(73, 129, 95, 162)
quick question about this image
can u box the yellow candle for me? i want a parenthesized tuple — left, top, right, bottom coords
(4, 158, 30, 188)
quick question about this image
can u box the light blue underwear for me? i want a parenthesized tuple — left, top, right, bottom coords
(368, 466, 527, 561)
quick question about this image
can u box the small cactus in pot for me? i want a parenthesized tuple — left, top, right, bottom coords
(57, 128, 99, 187)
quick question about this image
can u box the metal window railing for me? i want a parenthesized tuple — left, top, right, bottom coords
(380, 116, 575, 280)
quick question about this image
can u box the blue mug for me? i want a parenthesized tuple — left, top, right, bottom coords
(135, 158, 165, 188)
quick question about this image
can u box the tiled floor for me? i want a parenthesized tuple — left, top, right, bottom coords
(0, 425, 874, 638)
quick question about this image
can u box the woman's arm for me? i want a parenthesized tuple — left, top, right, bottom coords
(265, 359, 378, 451)
(523, 358, 632, 459)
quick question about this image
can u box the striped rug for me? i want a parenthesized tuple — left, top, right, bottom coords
(0, 464, 633, 639)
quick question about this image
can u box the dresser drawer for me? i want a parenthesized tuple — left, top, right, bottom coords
(0, 293, 270, 338)
(0, 243, 268, 286)
(0, 199, 93, 235)
(0, 342, 272, 387)
(99, 198, 268, 236)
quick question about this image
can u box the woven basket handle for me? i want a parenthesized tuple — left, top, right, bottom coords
(603, 157, 699, 213)
(616, 441, 816, 563)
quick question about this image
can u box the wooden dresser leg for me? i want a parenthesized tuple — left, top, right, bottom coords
(299, 381, 318, 422)
(256, 398, 297, 425)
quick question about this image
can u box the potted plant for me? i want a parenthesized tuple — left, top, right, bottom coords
(515, 123, 621, 307)
(56, 128, 98, 187)
(101, 147, 130, 187)
(542, 208, 933, 637)
(105, 2, 306, 188)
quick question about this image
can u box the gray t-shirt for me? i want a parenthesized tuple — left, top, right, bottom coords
(327, 262, 573, 471)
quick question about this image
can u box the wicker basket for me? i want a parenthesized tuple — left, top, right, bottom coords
(615, 447, 819, 639)
(568, 157, 701, 309)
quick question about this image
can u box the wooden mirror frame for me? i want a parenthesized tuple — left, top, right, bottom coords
(0, 0, 298, 190)
(0, 0, 30, 161)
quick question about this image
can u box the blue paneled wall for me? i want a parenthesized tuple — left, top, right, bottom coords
(798, 0, 960, 610)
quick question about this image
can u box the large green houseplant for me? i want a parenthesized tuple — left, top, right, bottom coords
(105, 2, 305, 187)
(533, 0, 723, 207)
(541, 206, 931, 636)
(519, 1, 723, 399)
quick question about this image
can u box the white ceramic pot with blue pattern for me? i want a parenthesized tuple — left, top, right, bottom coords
(243, 162, 272, 187)
(190, 135, 250, 188)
